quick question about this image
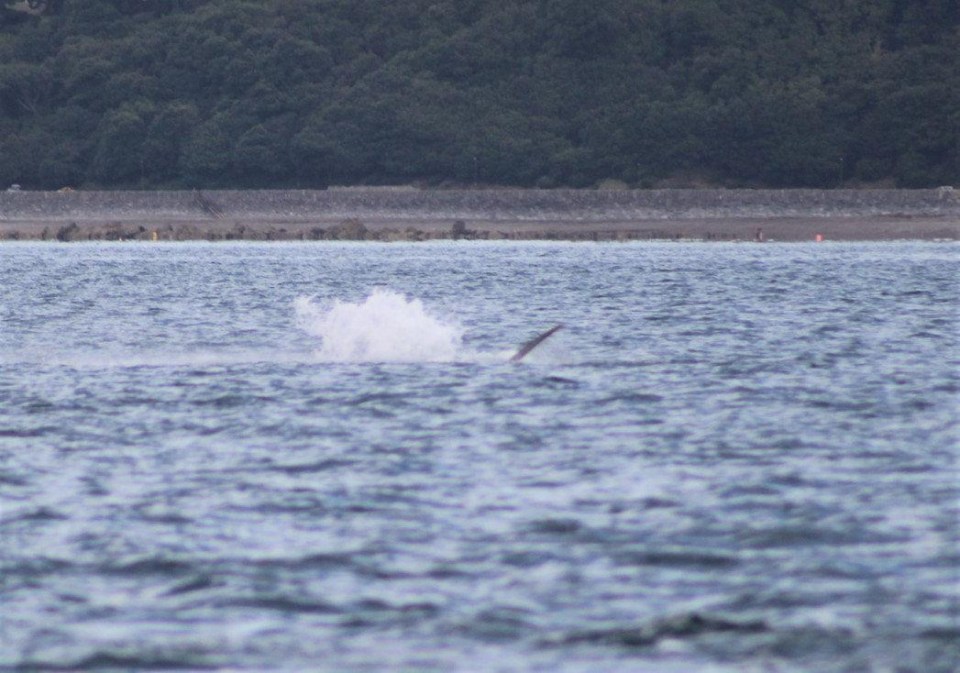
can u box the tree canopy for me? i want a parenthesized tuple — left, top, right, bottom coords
(1, 0, 957, 189)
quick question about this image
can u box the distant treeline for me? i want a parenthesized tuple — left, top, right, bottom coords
(1, 0, 957, 189)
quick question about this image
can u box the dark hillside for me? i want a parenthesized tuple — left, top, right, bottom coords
(1, 0, 957, 189)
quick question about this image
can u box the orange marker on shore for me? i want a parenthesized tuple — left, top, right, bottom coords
(815, 233, 824, 242)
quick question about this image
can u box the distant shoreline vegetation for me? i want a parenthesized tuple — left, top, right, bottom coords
(1, 1, 957, 191)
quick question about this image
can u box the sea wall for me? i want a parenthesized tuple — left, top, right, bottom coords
(1, 187, 958, 222)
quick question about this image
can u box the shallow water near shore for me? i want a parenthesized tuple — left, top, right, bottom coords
(1, 241, 958, 672)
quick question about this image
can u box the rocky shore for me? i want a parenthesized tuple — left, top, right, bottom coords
(1, 188, 957, 242)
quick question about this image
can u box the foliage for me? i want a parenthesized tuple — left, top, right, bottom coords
(0, 0, 957, 188)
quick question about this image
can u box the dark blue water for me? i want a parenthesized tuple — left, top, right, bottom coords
(1, 241, 958, 672)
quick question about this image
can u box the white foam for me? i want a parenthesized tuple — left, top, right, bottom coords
(294, 289, 465, 363)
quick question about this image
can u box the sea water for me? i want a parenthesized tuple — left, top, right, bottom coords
(1, 241, 957, 672)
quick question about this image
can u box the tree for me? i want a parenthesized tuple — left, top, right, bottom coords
(0, 62, 51, 118)
(180, 112, 234, 184)
(0, 0, 956, 188)
(92, 103, 152, 184)
(142, 102, 200, 182)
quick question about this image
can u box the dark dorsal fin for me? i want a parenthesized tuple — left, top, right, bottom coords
(510, 324, 564, 362)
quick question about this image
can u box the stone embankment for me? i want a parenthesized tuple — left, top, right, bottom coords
(1, 187, 957, 241)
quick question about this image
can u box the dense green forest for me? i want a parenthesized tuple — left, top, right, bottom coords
(0, 0, 957, 189)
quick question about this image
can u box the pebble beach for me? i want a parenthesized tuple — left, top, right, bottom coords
(1, 188, 957, 242)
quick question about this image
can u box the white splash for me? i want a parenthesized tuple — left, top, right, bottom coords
(294, 289, 464, 363)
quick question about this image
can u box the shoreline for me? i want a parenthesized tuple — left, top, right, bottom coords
(0, 216, 957, 242)
(1, 188, 957, 241)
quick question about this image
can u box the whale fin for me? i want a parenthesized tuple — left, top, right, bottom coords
(510, 324, 564, 362)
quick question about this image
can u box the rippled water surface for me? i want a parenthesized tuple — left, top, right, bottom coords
(1, 241, 958, 672)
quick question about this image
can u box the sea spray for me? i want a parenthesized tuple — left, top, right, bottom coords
(295, 289, 464, 362)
